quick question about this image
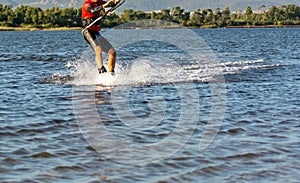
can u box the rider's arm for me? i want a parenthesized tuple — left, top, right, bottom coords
(102, 0, 116, 8)
(87, 0, 117, 14)
(87, 5, 103, 14)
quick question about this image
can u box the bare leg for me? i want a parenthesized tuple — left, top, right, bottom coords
(107, 48, 116, 72)
(83, 30, 105, 70)
(94, 45, 103, 68)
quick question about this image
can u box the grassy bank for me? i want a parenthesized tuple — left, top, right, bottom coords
(0, 26, 81, 31)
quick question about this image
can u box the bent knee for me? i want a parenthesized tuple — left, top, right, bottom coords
(108, 48, 116, 57)
(94, 46, 102, 52)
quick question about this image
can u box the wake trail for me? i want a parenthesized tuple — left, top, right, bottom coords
(41, 52, 291, 86)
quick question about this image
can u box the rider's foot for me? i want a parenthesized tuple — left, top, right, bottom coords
(98, 66, 107, 74)
(109, 69, 115, 76)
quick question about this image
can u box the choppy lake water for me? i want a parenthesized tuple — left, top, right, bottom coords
(0, 27, 300, 182)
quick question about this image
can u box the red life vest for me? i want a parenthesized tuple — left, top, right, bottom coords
(82, 0, 105, 32)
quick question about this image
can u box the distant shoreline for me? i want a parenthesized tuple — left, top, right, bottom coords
(1, 25, 300, 31)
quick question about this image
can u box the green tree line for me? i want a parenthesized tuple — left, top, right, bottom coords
(0, 3, 300, 28)
(0, 4, 82, 28)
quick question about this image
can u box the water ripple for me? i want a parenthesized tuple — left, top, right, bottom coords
(1, 28, 300, 182)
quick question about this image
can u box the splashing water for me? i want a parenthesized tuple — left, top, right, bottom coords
(42, 49, 290, 87)
(52, 55, 290, 86)
(63, 51, 221, 86)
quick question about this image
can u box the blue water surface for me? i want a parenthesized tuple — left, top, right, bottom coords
(0, 28, 300, 182)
